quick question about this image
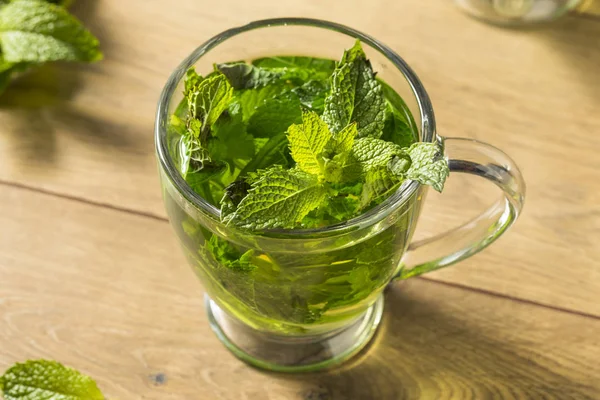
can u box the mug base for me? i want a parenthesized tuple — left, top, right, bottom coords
(205, 293, 384, 372)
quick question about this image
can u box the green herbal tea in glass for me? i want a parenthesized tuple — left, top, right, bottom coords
(155, 19, 525, 372)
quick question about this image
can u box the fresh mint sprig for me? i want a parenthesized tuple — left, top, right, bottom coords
(223, 113, 447, 229)
(219, 41, 448, 230)
(172, 41, 449, 230)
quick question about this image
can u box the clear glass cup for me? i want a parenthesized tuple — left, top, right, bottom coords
(455, 0, 583, 24)
(154, 18, 526, 372)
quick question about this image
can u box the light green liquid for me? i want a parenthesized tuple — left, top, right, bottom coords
(164, 55, 423, 335)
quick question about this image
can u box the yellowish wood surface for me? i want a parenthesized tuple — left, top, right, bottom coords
(1, 0, 600, 398)
(0, 186, 598, 399)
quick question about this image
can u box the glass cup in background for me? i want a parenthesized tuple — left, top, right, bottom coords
(155, 18, 526, 372)
(455, 0, 583, 24)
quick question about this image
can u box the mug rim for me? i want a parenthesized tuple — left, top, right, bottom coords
(155, 17, 436, 237)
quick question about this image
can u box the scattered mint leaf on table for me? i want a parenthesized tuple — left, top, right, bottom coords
(0, 0, 102, 63)
(0, 360, 104, 400)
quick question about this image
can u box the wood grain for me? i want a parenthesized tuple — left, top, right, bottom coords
(0, 185, 599, 400)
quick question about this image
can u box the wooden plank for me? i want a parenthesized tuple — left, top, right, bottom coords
(0, 186, 599, 399)
(0, 0, 599, 315)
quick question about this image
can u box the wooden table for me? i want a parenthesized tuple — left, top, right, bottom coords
(1, 1, 599, 398)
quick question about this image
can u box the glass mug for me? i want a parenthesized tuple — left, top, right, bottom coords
(155, 18, 525, 372)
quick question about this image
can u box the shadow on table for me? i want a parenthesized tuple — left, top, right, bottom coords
(272, 284, 593, 400)
(0, 107, 140, 173)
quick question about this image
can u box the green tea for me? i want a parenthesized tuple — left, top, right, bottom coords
(163, 41, 448, 334)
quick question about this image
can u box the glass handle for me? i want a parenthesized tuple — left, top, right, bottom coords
(395, 137, 526, 280)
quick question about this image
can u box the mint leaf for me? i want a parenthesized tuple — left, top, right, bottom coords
(184, 67, 203, 95)
(322, 41, 385, 138)
(332, 122, 357, 154)
(405, 142, 449, 192)
(388, 154, 411, 176)
(252, 56, 335, 77)
(247, 95, 302, 138)
(343, 137, 407, 175)
(170, 68, 203, 120)
(235, 82, 292, 121)
(187, 73, 233, 138)
(209, 109, 255, 170)
(221, 179, 251, 209)
(340, 41, 366, 64)
(185, 165, 226, 193)
(238, 133, 291, 177)
(322, 156, 344, 183)
(180, 127, 213, 175)
(0, 0, 102, 63)
(0, 360, 104, 400)
(224, 167, 326, 229)
(287, 110, 332, 176)
(361, 167, 402, 207)
(319, 182, 363, 224)
(207, 235, 256, 272)
(379, 79, 417, 147)
(217, 63, 284, 89)
(381, 105, 415, 149)
(218, 62, 325, 89)
(291, 79, 329, 113)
